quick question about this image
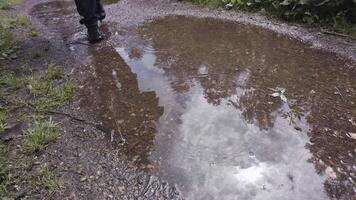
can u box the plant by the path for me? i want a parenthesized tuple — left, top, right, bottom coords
(0, 64, 75, 198)
(186, 0, 356, 37)
(23, 118, 59, 153)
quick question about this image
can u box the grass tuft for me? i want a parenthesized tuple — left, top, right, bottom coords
(23, 118, 58, 153)
(0, 142, 12, 199)
(43, 64, 64, 81)
(28, 27, 38, 37)
(0, 73, 27, 92)
(38, 164, 61, 195)
(27, 65, 76, 112)
(0, 15, 30, 29)
(0, 14, 30, 57)
(0, 30, 16, 56)
(0, 64, 76, 113)
(0, 0, 22, 10)
(0, 109, 6, 133)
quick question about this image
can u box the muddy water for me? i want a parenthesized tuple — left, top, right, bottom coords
(113, 16, 356, 199)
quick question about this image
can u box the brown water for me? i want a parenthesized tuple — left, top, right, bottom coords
(29, 1, 356, 199)
(113, 16, 356, 200)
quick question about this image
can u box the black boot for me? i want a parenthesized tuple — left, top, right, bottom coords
(87, 24, 103, 43)
(96, 1, 106, 21)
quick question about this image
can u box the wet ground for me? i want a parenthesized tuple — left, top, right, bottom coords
(24, 0, 356, 199)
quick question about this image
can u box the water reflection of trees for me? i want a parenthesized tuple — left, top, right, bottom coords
(136, 16, 356, 199)
(80, 46, 163, 168)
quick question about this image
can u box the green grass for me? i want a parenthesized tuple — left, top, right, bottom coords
(185, 0, 223, 7)
(23, 118, 59, 153)
(0, 15, 29, 29)
(27, 66, 76, 112)
(0, 142, 12, 199)
(184, 0, 356, 38)
(38, 164, 61, 195)
(29, 81, 77, 112)
(0, 109, 6, 133)
(0, 0, 22, 9)
(330, 15, 356, 38)
(1, 64, 76, 112)
(0, 30, 16, 56)
(43, 64, 65, 81)
(0, 13, 30, 58)
(0, 143, 61, 198)
(28, 27, 38, 37)
(0, 73, 27, 92)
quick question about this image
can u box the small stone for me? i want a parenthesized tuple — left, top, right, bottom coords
(325, 167, 337, 179)
(294, 127, 302, 132)
(347, 132, 356, 140)
(80, 176, 87, 182)
(146, 164, 154, 169)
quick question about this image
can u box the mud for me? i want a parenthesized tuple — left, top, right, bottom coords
(24, 0, 356, 199)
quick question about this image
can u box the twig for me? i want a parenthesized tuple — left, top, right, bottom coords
(228, 99, 240, 110)
(46, 110, 85, 122)
(188, 72, 238, 79)
(69, 41, 90, 46)
(117, 129, 127, 145)
(334, 86, 345, 102)
(321, 30, 356, 40)
(46, 111, 112, 135)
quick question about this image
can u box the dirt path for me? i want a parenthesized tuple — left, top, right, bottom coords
(8, 0, 356, 199)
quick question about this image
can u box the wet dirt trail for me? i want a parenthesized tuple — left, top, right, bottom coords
(26, 0, 356, 199)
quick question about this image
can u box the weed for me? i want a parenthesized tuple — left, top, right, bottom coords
(27, 65, 76, 112)
(43, 41, 51, 52)
(30, 82, 76, 112)
(185, 0, 356, 37)
(0, 0, 22, 9)
(38, 164, 61, 195)
(0, 109, 6, 133)
(0, 15, 30, 29)
(0, 30, 15, 56)
(330, 14, 356, 37)
(0, 14, 29, 58)
(0, 142, 12, 199)
(185, 0, 223, 7)
(43, 64, 64, 81)
(1, 64, 76, 113)
(32, 51, 42, 59)
(28, 27, 38, 37)
(23, 118, 58, 153)
(0, 73, 27, 95)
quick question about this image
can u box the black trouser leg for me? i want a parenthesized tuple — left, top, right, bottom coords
(96, 0, 105, 20)
(74, 0, 98, 27)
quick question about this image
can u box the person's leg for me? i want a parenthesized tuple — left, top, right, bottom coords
(74, 0, 103, 43)
(96, 0, 106, 21)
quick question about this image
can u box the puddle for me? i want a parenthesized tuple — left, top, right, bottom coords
(29, 1, 356, 198)
(111, 16, 356, 199)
